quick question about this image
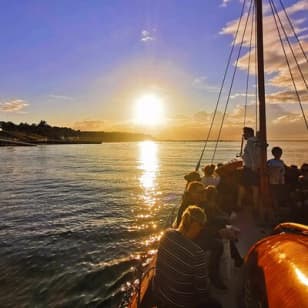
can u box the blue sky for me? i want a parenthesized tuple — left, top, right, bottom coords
(0, 0, 307, 139)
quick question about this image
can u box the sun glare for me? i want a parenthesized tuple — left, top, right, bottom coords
(134, 94, 165, 126)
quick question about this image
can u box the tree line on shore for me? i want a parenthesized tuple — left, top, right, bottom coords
(0, 121, 154, 143)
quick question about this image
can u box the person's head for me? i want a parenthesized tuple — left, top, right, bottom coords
(202, 164, 215, 176)
(184, 171, 201, 183)
(178, 205, 207, 239)
(271, 146, 283, 159)
(243, 127, 254, 140)
(187, 181, 205, 204)
(204, 185, 218, 204)
(300, 163, 308, 177)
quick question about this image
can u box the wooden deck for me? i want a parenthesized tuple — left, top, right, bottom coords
(212, 208, 272, 308)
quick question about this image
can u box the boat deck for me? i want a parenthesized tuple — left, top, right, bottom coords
(212, 208, 271, 308)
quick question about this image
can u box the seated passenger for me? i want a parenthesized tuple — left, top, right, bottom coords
(184, 171, 201, 190)
(175, 181, 205, 227)
(195, 186, 242, 290)
(201, 164, 220, 187)
(294, 163, 308, 223)
(154, 206, 221, 308)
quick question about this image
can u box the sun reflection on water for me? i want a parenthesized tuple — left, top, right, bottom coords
(139, 141, 158, 194)
(129, 141, 161, 234)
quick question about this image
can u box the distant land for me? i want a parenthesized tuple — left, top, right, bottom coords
(0, 121, 154, 146)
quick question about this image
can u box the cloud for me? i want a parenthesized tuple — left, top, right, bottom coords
(220, 0, 231, 8)
(140, 30, 155, 42)
(220, 0, 308, 99)
(230, 92, 255, 99)
(73, 120, 105, 131)
(267, 89, 308, 104)
(155, 102, 307, 140)
(286, 0, 308, 14)
(193, 111, 212, 123)
(0, 99, 28, 112)
(48, 94, 73, 101)
(169, 114, 191, 121)
(192, 76, 219, 92)
(272, 113, 303, 124)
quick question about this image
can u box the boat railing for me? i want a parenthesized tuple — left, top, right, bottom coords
(127, 254, 157, 308)
(273, 222, 308, 235)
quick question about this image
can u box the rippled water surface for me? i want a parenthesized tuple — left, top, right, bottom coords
(0, 141, 307, 307)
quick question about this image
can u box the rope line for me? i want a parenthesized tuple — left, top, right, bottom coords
(244, 3, 255, 128)
(211, 0, 254, 163)
(240, 3, 255, 156)
(269, 0, 308, 130)
(254, 4, 258, 132)
(278, 0, 308, 63)
(271, 0, 307, 90)
(195, 0, 248, 171)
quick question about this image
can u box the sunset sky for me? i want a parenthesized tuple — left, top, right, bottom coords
(0, 0, 307, 140)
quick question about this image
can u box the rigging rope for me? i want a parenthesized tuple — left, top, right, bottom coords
(278, 0, 308, 63)
(211, 0, 254, 163)
(254, 4, 258, 133)
(240, 3, 255, 157)
(269, 0, 308, 130)
(195, 0, 248, 171)
(271, 0, 307, 90)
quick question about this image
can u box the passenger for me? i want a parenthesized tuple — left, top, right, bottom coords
(285, 165, 301, 211)
(175, 181, 205, 227)
(217, 165, 241, 214)
(195, 186, 242, 290)
(154, 206, 222, 308)
(237, 127, 260, 210)
(201, 164, 220, 187)
(294, 163, 308, 223)
(267, 147, 285, 184)
(267, 147, 286, 209)
(184, 171, 201, 190)
(285, 164, 301, 192)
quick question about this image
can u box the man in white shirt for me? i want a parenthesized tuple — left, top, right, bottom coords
(238, 127, 260, 209)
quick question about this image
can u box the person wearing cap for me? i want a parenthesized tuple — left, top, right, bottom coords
(184, 171, 201, 190)
(154, 206, 222, 308)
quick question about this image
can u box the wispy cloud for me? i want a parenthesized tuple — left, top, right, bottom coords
(267, 89, 308, 104)
(158, 103, 307, 140)
(0, 99, 28, 112)
(140, 29, 155, 42)
(48, 94, 73, 101)
(220, 0, 308, 103)
(192, 76, 219, 92)
(230, 92, 255, 99)
(220, 0, 231, 8)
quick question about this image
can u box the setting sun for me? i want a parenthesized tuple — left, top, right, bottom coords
(134, 94, 165, 126)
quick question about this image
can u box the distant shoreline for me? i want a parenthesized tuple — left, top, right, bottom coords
(157, 139, 308, 142)
(1, 139, 307, 147)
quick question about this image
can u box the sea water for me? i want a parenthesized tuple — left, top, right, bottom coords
(0, 141, 307, 307)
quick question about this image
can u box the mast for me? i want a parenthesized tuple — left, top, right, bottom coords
(255, 0, 270, 217)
